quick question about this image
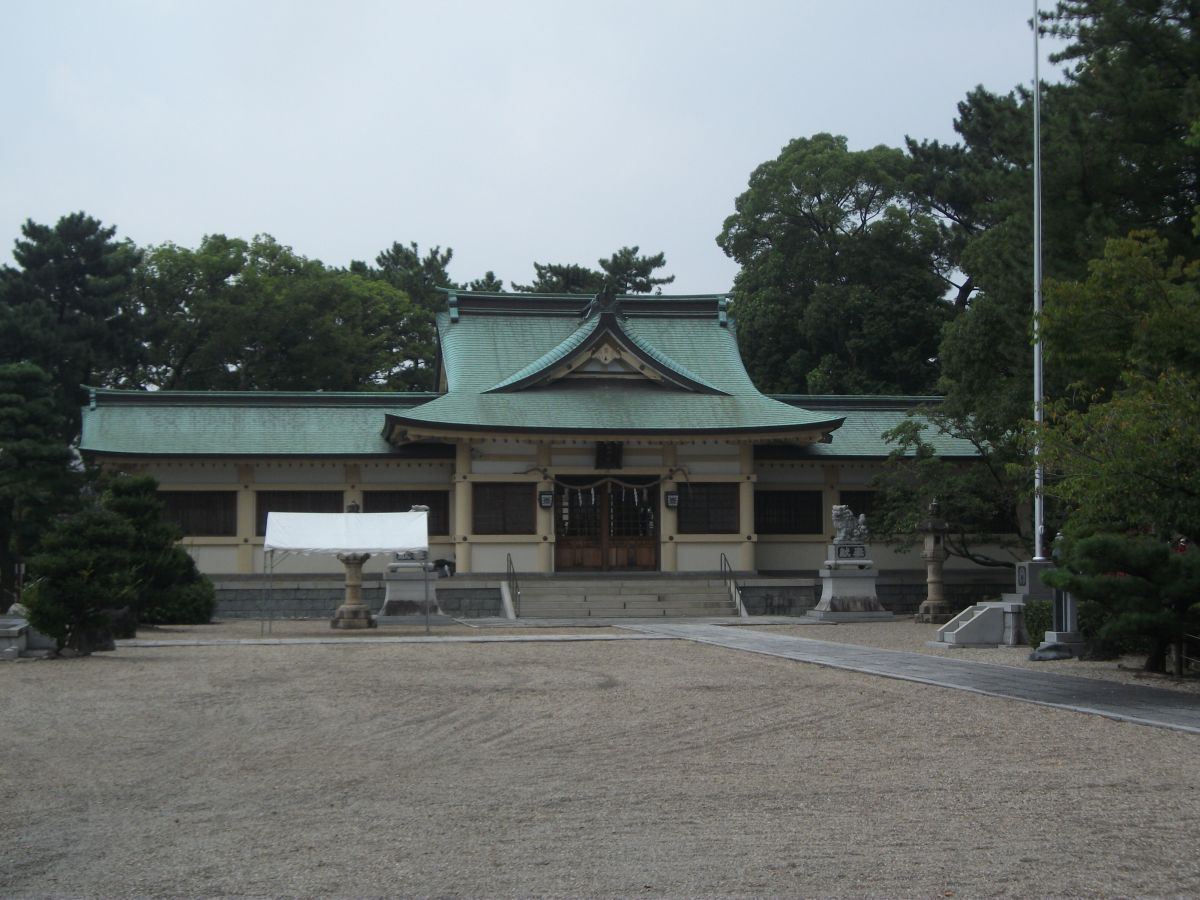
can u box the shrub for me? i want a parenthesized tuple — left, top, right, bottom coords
(24, 507, 139, 652)
(139, 579, 215, 626)
(1023, 599, 1052, 648)
(101, 475, 215, 625)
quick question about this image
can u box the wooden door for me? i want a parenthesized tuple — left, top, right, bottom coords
(554, 481, 658, 571)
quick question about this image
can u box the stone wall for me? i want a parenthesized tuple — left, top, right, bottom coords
(213, 577, 383, 619)
(434, 587, 503, 618)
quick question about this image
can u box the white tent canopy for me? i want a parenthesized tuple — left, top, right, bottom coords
(263, 512, 429, 555)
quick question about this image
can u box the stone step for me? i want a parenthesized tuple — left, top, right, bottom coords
(518, 594, 730, 607)
(518, 582, 728, 596)
(515, 597, 736, 618)
(515, 605, 735, 618)
(519, 590, 730, 603)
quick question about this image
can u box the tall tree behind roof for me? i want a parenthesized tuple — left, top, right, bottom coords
(512, 247, 674, 294)
(0, 212, 141, 440)
(717, 133, 950, 395)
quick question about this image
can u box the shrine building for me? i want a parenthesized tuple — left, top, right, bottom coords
(80, 290, 998, 595)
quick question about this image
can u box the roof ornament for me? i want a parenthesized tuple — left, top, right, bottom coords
(581, 279, 620, 319)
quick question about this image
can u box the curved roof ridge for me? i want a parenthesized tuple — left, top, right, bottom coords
(485, 316, 602, 392)
(484, 311, 726, 395)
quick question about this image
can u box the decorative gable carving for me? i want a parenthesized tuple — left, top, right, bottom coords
(487, 312, 726, 395)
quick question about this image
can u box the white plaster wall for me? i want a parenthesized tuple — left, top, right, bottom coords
(754, 464, 825, 485)
(833, 464, 879, 486)
(476, 440, 537, 456)
(184, 545, 240, 573)
(147, 464, 240, 484)
(360, 463, 453, 485)
(472, 544, 538, 573)
(677, 442, 737, 459)
(550, 449, 593, 467)
(683, 461, 740, 475)
(676, 542, 743, 571)
(471, 459, 537, 475)
(623, 451, 663, 467)
(254, 463, 345, 484)
(755, 539, 1019, 574)
(754, 541, 828, 572)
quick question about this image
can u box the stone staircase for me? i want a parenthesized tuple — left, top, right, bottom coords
(512, 576, 737, 619)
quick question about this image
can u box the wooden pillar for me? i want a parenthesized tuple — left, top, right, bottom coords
(236, 463, 255, 574)
(738, 444, 755, 570)
(536, 444, 554, 572)
(453, 442, 472, 574)
(660, 445, 678, 572)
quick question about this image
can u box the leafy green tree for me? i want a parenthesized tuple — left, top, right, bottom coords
(366, 241, 457, 312)
(0, 212, 141, 439)
(871, 3, 1199, 559)
(134, 235, 432, 391)
(1045, 0, 1200, 254)
(1044, 534, 1200, 674)
(102, 476, 215, 625)
(0, 362, 78, 605)
(467, 271, 505, 292)
(24, 506, 138, 653)
(870, 414, 1029, 568)
(512, 261, 605, 294)
(718, 133, 950, 394)
(1041, 232, 1200, 400)
(1038, 233, 1200, 544)
(512, 247, 674, 295)
(597, 246, 675, 294)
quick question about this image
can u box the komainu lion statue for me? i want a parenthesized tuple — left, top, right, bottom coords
(832, 505, 869, 543)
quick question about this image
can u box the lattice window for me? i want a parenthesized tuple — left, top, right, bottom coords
(677, 483, 739, 534)
(160, 491, 237, 537)
(473, 483, 536, 535)
(754, 490, 823, 535)
(255, 490, 345, 536)
(362, 490, 450, 535)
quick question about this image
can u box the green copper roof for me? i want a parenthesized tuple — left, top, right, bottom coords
(80, 390, 440, 457)
(391, 293, 840, 437)
(79, 389, 975, 459)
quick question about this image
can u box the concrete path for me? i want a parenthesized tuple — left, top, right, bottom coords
(625, 623, 1200, 735)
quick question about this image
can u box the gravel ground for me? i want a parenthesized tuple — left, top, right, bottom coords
(754, 620, 1200, 696)
(137, 620, 618, 640)
(2, 637, 1198, 898)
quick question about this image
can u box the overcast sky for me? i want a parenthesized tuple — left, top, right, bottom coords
(2, 1, 1066, 294)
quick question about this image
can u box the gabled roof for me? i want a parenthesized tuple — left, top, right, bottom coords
(384, 291, 844, 443)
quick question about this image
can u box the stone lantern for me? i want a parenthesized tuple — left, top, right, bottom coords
(915, 499, 952, 624)
(331, 501, 377, 630)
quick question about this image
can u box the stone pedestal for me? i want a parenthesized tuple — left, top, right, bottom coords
(807, 543, 892, 622)
(331, 552, 377, 629)
(915, 501, 952, 623)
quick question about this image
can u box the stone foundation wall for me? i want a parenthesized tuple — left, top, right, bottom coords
(435, 588, 503, 618)
(214, 578, 383, 619)
(740, 583, 817, 616)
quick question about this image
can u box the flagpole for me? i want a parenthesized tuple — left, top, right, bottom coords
(1032, 0, 1047, 561)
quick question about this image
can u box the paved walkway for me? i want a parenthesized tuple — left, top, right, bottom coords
(625, 623, 1200, 735)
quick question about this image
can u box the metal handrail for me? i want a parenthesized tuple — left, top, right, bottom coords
(506, 553, 521, 618)
(719, 552, 748, 618)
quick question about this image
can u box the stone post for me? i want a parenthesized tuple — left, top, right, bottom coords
(916, 500, 952, 624)
(332, 552, 376, 629)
